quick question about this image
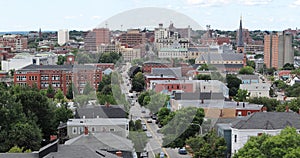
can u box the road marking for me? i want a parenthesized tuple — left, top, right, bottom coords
(143, 118, 170, 158)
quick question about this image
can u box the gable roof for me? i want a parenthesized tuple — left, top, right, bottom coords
(151, 67, 182, 78)
(75, 105, 127, 119)
(231, 112, 300, 129)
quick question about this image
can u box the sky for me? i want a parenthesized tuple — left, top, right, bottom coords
(0, 0, 300, 32)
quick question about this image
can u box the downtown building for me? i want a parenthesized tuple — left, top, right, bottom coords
(84, 28, 110, 52)
(57, 29, 69, 46)
(13, 63, 115, 95)
(264, 31, 294, 69)
(0, 35, 27, 52)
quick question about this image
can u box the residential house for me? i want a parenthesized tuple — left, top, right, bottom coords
(237, 74, 259, 84)
(240, 83, 271, 98)
(231, 112, 300, 156)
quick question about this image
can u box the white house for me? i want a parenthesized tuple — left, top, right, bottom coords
(240, 83, 271, 98)
(67, 118, 129, 139)
(231, 112, 300, 156)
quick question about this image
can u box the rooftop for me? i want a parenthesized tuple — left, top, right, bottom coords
(237, 74, 259, 80)
(196, 52, 244, 61)
(67, 118, 129, 126)
(75, 105, 127, 119)
(231, 112, 300, 129)
(151, 67, 182, 78)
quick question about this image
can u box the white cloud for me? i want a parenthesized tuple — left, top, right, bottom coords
(64, 16, 76, 20)
(239, 0, 272, 6)
(186, 0, 231, 7)
(91, 16, 102, 20)
(289, 0, 300, 7)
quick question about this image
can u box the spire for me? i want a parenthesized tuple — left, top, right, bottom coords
(237, 16, 244, 47)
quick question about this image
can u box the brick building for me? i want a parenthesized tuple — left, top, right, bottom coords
(142, 61, 172, 73)
(119, 29, 145, 48)
(14, 64, 104, 95)
(0, 35, 27, 52)
(84, 28, 110, 51)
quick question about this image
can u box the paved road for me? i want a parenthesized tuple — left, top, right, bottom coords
(120, 62, 191, 158)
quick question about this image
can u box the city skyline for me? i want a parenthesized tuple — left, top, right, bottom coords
(1, 0, 300, 32)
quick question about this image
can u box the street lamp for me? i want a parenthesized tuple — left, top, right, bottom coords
(190, 123, 202, 135)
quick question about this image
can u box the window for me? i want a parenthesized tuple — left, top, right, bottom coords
(110, 129, 115, 132)
(234, 134, 237, 143)
(72, 127, 77, 134)
(247, 111, 251, 115)
(257, 133, 263, 136)
(237, 111, 242, 116)
(177, 85, 179, 89)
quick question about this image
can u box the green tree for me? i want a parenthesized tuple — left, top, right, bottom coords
(247, 97, 281, 111)
(132, 72, 145, 92)
(83, 82, 94, 95)
(55, 89, 64, 102)
(98, 52, 121, 64)
(66, 84, 73, 100)
(273, 80, 288, 90)
(226, 74, 242, 97)
(195, 74, 211, 80)
(53, 104, 73, 127)
(187, 58, 195, 65)
(146, 93, 168, 114)
(282, 63, 295, 70)
(8, 146, 31, 153)
(128, 131, 148, 156)
(234, 127, 300, 158)
(235, 89, 248, 102)
(56, 55, 66, 65)
(46, 85, 55, 98)
(285, 83, 300, 97)
(157, 107, 170, 125)
(186, 130, 227, 158)
(246, 60, 256, 69)
(161, 107, 205, 148)
(239, 66, 254, 74)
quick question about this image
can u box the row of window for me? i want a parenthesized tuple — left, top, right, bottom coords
(71, 126, 115, 135)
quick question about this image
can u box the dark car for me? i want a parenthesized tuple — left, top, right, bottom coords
(178, 148, 187, 155)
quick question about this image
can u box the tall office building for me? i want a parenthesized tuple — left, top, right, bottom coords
(58, 29, 69, 46)
(264, 32, 293, 69)
(84, 28, 110, 51)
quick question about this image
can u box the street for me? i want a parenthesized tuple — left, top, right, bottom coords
(120, 63, 191, 158)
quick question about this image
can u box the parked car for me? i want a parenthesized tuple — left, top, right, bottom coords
(151, 114, 157, 120)
(178, 147, 187, 155)
(142, 125, 147, 131)
(147, 119, 152, 123)
(146, 131, 152, 138)
(141, 109, 146, 113)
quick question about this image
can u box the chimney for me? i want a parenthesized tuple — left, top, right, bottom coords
(116, 151, 122, 157)
(220, 109, 223, 117)
(243, 102, 245, 108)
(237, 102, 239, 106)
(84, 126, 88, 135)
(201, 99, 204, 104)
(161, 74, 163, 77)
(262, 106, 267, 112)
(286, 106, 289, 112)
(106, 102, 110, 108)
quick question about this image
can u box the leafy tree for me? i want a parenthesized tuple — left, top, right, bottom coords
(146, 93, 168, 114)
(285, 83, 300, 97)
(66, 84, 73, 100)
(195, 74, 211, 80)
(282, 63, 295, 70)
(98, 52, 121, 64)
(8, 146, 31, 153)
(53, 104, 73, 127)
(234, 127, 300, 158)
(254, 54, 264, 59)
(83, 82, 94, 95)
(157, 107, 170, 125)
(226, 74, 242, 97)
(273, 80, 288, 90)
(246, 60, 256, 69)
(291, 68, 300, 75)
(247, 97, 281, 111)
(56, 55, 66, 65)
(235, 89, 248, 102)
(266, 67, 276, 75)
(46, 85, 55, 98)
(132, 72, 145, 92)
(276, 97, 300, 112)
(128, 131, 148, 156)
(187, 58, 195, 65)
(239, 66, 254, 74)
(55, 89, 64, 102)
(186, 130, 227, 158)
(161, 107, 205, 148)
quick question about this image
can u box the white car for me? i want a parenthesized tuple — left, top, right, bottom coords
(146, 131, 152, 138)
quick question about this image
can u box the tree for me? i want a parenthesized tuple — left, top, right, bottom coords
(161, 107, 205, 148)
(66, 84, 73, 100)
(246, 60, 256, 69)
(186, 130, 227, 158)
(285, 83, 300, 97)
(226, 74, 242, 97)
(56, 55, 66, 65)
(46, 85, 55, 98)
(132, 72, 145, 92)
(235, 89, 248, 102)
(254, 54, 264, 59)
(282, 63, 295, 70)
(146, 93, 168, 114)
(53, 104, 73, 127)
(55, 89, 64, 102)
(8, 146, 31, 153)
(247, 97, 281, 111)
(234, 127, 300, 158)
(98, 52, 121, 64)
(157, 107, 170, 125)
(195, 74, 211, 80)
(239, 66, 254, 74)
(83, 82, 94, 95)
(187, 58, 195, 65)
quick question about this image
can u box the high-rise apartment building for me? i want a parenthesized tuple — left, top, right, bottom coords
(84, 28, 110, 51)
(264, 32, 293, 69)
(58, 29, 69, 46)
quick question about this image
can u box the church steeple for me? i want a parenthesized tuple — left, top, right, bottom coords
(237, 16, 244, 53)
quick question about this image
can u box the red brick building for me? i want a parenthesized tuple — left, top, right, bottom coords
(0, 35, 27, 51)
(142, 61, 172, 73)
(14, 64, 103, 95)
(119, 29, 146, 48)
(84, 28, 110, 51)
(145, 75, 177, 89)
